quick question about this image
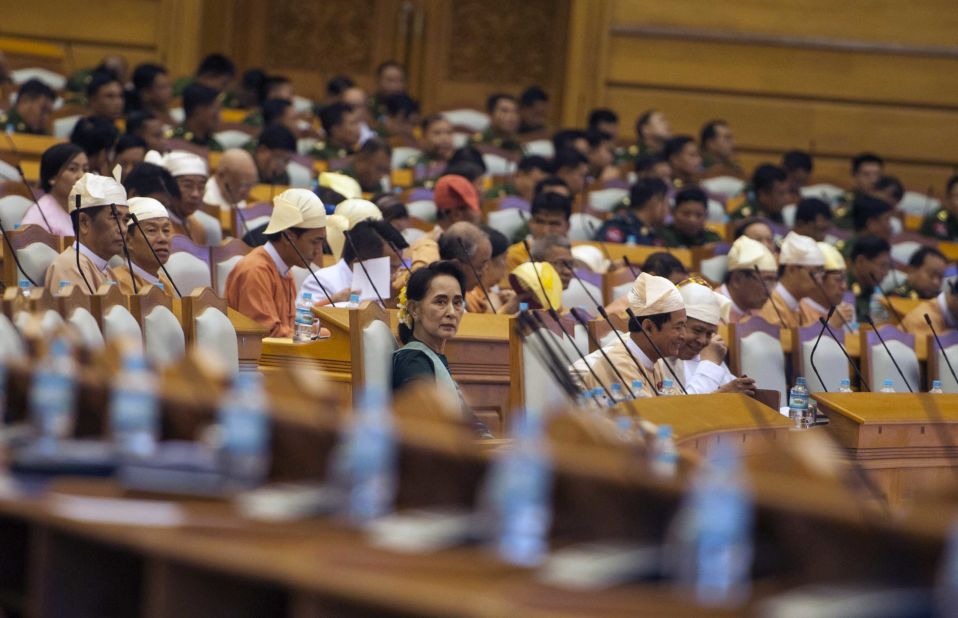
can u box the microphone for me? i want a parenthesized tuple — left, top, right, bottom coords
(875, 282, 904, 327)
(807, 270, 852, 334)
(754, 264, 786, 326)
(343, 229, 387, 308)
(280, 231, 335, 306)
(584, 219, 620, 270)
(110, 204, 139, 295)
(384, 238, 412, 277)
(456, 237, 494, 310)
(72, 195, 95, 295)
(625, 307, 688, 394)
(127, 213, 182, 297)
(863, 315, 913, 392)
(621, 255, 639, 278)
(924, 313, 958, 387)
(515, 311, 595, 405)
(222, 181, 251, 239)
(1, 131, 53, 234)
(818, 316, 870, 391)
(0, 216, 38, 287)
(809, 305, 835, 392)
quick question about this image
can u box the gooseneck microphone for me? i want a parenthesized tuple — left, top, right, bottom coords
(621, 255, 640, 278)
(754, 264, 786, 326)
(0, 217, 38, 287)
(925, 313, 958, 387)
(127, 213, 182, 298)
(73, 195, 95, 295)
(222, 181, 251, 239)
(625, 307, 688, 394)
(863, 315, 913, 392)
(343, 229, 386, 308)
(515, 311, 587, 404)
(280, 231, 334, 306)
(807, 270, 852, 333)
(809, 306, 835, 392)
(1, 131, 53, 234)
(110, 204, 139, 295)
(457, 237, 494, 310)
(818, 316, 870, 391)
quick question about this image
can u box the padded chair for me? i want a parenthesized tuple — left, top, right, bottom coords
(523, 139, 554, 158)
(518, 327, 576, 411)
(442, 109, 490, 133)
(0, 160, 19, 182)
(569, 213, 603, 241)
(292, 95, 314, 114)
(781, 204, 797, 228)
(699, 254, 728, 284)
(102, 304, 143, 347)
(52, 114, 81, 139)
(193, 306, 239, 374)
(730, 317, 787, 405)
(890, 240, 924, 266)
(290, 266, 310, 293)
(928, 331, 958, 393)
(142, 304, 186, 368)
(286, 160, 313, 188)
(193, 210, 223, 245)
(38, 309, 64, 336)
(0, 314, 25, 361)
(406, 200, 437, 222)
(800, 184, 844, 203)
(860, 326, 920, 394)
(482, 153, 515, 176)
(587, 188, 628, 214)
(237, 202, 273, 237)
(11, 67, 67, 90)
(899, 191, 940, 217)
(211, 239, 252, 297)
(214, 130, 253, 150)
(2, 225, 61, 288)
(562, 277, 602, 311)
(165, 251, 212, 295)
(401, 227, 425, 245)
(169, 108, 185, 124)
(362, 319, 396, 395)
(67, 307, 105, 350)
(794, 322, 849, 393)
(701, 176, 745, 198)
(487, 208, 526, 240)
(0, 195, 33, 229)
(707, 199, 728, 223)
(391, 146, 422, 170)
(452, 133, 469, 149)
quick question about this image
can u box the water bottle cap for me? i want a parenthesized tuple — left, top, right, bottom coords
(59, 280, 71, 289)
(883, 379, 894, 387)
(933, 380, 942, 388)
(840, 378, 850, 385)
(18, 279, 29, 289)
(796, 377, 807, 385)
(874, 286, 883, 293)
(657, 424, 673, 438)
(611, 383, 622, 391)
(350, 293, 360, 303)
(631, 379, 643, 389)
(155, 282, 164, 289)
(302, 292, 313, 301)
(662, 378, 673, 388)
(519, 302, 529, 312)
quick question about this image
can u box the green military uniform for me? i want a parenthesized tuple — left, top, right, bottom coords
(657, 224, 723, 249)
(483, 183, 517, 201)
(614, 141, 654, 166)
(0, 108, 46, 135)
(701, 153, 744, 175)
(309, 141, 353, 161)
(168, 125, 224, 152)
(399, 151, 445, 187)
(726, 186, 785, 225)
(920, 208, 958, 242)
(468, 128, 522, 154)
(847, 272, 873, 323)
(891, 282, 923, 301)
(242, 110, 263, 129)
(831, 191, 856, 230)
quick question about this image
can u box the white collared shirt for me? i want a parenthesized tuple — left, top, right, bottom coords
(774, 282, 800, 311)
(624, 336, 655, 370)
(683, 354, 735, 394)
(939, 292, 958, 329)
(204, 177, 247, 211)
(75, 242, 110, 273)
(803, 296, 828, 316)
(131, 261, 161, 286)
(264, 242, 290, 277)
(300, 258, 351, 305)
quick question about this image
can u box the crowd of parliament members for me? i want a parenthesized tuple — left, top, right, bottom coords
(4, 51, 958, 425)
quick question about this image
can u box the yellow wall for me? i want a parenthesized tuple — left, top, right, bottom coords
(562, 0, 958, 191)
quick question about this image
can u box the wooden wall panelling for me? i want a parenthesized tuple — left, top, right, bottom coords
(559, 0, 611, 127)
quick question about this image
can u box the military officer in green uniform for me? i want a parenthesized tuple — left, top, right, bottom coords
(1, 79, 55, 135)
(727, 164, 790, 225)
(469, 94, 523, 154)
(617, 109, 672, 165)
(593, 177, 669, 245)
(310, 102, 360, 162)
(846, 235, 892, 322)
(921, 175, 958, 241)
(892, 246, 946, 301)
(169, 83, 224, 152)
(398, 114, 455, 185)
(831, 153, 885, 229)
(658, 187, 723, 248)
(482, 155, 549, 201)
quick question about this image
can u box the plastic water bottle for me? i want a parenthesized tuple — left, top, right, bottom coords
(879, 379, 896, 393)
(518, 302, 529, 312)
(787, 377, 809, 427)
(349, 292, 361, 309)
(18, 279, 30, 299)
(110, 350, 159, 457)
(58, 280, 70, 291)
(661, 378, 678, 396)
(485, 413, 553, 566)
(869, 286, 889, 323)
(838, 378, 853, 393)
(29, 338, 76, 446)
(653, 424, 679, 478)
(219, 372, 271, 488)
(340, 385, 397, 523)
(610, 383, 623, 403)
(293, 292, 316, 343)
(626, 234, 637, 246)
(632, 379, 650, 399)
(931, 380, 944, 394)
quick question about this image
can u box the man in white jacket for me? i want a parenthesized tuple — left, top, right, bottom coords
(677, 279, 756, 395)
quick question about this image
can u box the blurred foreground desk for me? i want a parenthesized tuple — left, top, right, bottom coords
(258, 305, 512, 435)
(814, 393, 958, 505)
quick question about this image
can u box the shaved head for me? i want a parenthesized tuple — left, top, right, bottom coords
(215, 148, 258, 204)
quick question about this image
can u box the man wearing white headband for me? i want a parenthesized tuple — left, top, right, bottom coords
(113, 197, 175, 296)
(799, 242, 855, 328)
(146, 150, 211, 245)
(570, 273, 687, 396)
(226, 189, 326, 337)
(44, 173, 128, 294)
(758, 231, 825, 328)
(677, 280, 755, 395)
(716, 235, 778, 323)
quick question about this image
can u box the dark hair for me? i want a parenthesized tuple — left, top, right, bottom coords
(315, 186, 345, 207)
(241, 68, 268, 93)
(782, 150, 813, 174)
(263, 226, 311, 244)
(517, 155, 550, 174)
(636, 109, 658, 136)
(115, 134, 147, 156)
(519, 86, 548, 108)
(260, 75, 291, 104)
(874, 175, 904, 202)
(486, 93, 517, 113)
(674, 186, 707, 209)
(629, 177, 669, 210)
(69, 116, 119, 158)
(420, 113, 448, 133)
(795, 197, 832, 224)
(850, 234, 891, 261)
(258, 124, 297, 151)
(123, 162, 180, 200)
(358, 137, 392, 158)
(663, 135, 694, 160)
(86, 69, 120, 98)
(326, 75, 355, 98)
(642, 252, 687, 279)
(585, 129, 612, 149)
(319, 102, 353, 135)
(342, 220, 387, 264)
(443, 161, 484, 183)
(552, 148, 588, 173)
(909, 246, 946, 268)
(125, 110, 156, 137)
(699, 119, 727, 146)
(398, 260, 467, 344)
(552, 129, 586, 153)
(16, 78, 55, 104)
(182, 83, 220, 117)
(628, 311, 673, 333)
(448, 146, 486, 173)
(587, 108, 618, 131)
(852, 194, 892, 231)
(852, 152, 883, 174)
(533, 176, 568, 197)
(39, 143, 84, 192)
(262, 98, 293, 127)
(384, 93, 420, 118)
(481, 224, 509, 258)
(530, 191, 572, 220)
(132, 63, 167, 92)
(947, 174, 958, 196)
(377, 61, 404, 76)
(634, 152, 666, 174)
(196, 53, 235, 78)
(752, 163, 787, 194)
(380, 201, 408, 223)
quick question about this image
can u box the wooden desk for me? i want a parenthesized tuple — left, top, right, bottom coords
(227, 308, 269, 371)
(814, 392, 958, 505)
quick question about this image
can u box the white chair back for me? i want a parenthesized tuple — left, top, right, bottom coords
(213, 130, 252, 150)
(214, 255, 245, 297)
(286, 160, 313, 188)
(801, 337, 849, 393)
(700, 176, 745, 198)
(707, 199, 728, 223)
(522, 328, 574, 412)
(482, 153, 515, 176)
(391, 146, 422, 169)
(523, 139, 554, 158)
(15, 242, 60, 285)
(0, 195, 33, 229)
(291, 266, 310, 294)
(0, 160, 18, 182)
(0, 314, 26, 361)
(587, 188, 627, 213)
(170, 108, 185, 124)
(166, 252, 212, 295)
(39, 310, 64, 336)
(11, 67, 67, 90)
(935, 345, 958, 393)
(143, 306, 186, 368)
(739, 330, 788, 404)
(890, 241, 923, 265)
(53, 114, 81, 139)
(800, 183, 844, 203)
(441, 109, 490, 133)
(102, 305, 144, 348)
(292, 95, 313, 114)
(401, 227, 425, 245)
(562, 278, 601, 311)
(868, 340, 920, 394)
(406, 200, 437, 222)
(569, 213, 602, 241)
(452, 133, 469, 149)
(362, 320, 396, 395)
(193, 210, 222, 245)
(194, 307, 239, 375)
(486, 208, 525, 240)
(66, 308, 104, 350)
(899, 191, 940, 217)
(699, 254, 728, 284)
(781, 204, 797, 228)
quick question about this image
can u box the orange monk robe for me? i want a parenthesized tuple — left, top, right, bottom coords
(112, 265, 175, 297)
(225, 245, 296, 337)
(44, 244, 117, 294)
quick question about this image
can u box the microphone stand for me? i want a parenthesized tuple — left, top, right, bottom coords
(807, 270, 852, 334)
(1, 131, 53, 233)
(754, 264, 786, 326)
(621, 255, 640, 279)
(110, 204, 138, 295)
(818, 317, 870, 391)
(516, 311, 595, 405)
(625, 307, 689, 394)
(73, 196, 95, 295)
(127, 213, 182, 297)
(455, 237, 494, 310)
(809, 306, 835, 392)
(529, 306, 616, 403)
(280, 230, 335, 306)
(343, 229, 387, 308)
(863, 315, 913, 392)
(924, 313, 958, 387)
